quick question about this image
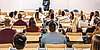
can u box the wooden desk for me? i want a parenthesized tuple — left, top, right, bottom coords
(69, 36, 83, 41)
(75, 48, 90, 50)
(26, 35, 39, 42)
(13, 28, 24, 33)
(48, 48, 65, 50)
(0, 48, 8, 50)
(26, 32, 41, 36)
(61, 23, 71, 28)
(66, 32, 82, 36)
(36, 23, 42, 27)
(24, 48, 37, 50)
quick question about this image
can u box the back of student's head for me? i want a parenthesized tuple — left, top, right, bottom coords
(50, 13, 54, 19)
(94, 11, 99, 17)
(49, 9, 54, 15)
(62, 11, 65, 16)
(9, 12, 14, 18)
(29, 17, 36, 27)
(14, 11, 17, 16)
(18, 14, 22, 19)
(35, 12, 39, 19)
(39, 7, 42, 13)
(14, 33, 27, 49)
(91, 34, 100, 50)
(4, 19, 11, 26)
(89, 12, 94, 21)
(80, 10, 83, 15)
(58, 9, 62, 15)
(49, 21, 56, 32)
(70, 11, 74, 17)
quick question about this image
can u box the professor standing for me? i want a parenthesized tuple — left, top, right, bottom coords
(43, 0, 50, 11)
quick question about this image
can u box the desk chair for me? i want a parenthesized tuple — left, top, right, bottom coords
(45, 44, 67, 48)
(72, 44, 91, 48)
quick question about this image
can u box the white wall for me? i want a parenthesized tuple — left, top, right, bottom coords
(0, 0, 100, 12)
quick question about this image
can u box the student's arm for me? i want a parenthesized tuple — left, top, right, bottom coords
(64, 36, 67, 44)
(41, 38, 44, 48)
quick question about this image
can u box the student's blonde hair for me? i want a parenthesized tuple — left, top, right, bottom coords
(72, 17, 79, 32)
(91, 34, 100, 50)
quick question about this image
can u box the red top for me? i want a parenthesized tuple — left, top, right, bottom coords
(26, 26, 41, 32)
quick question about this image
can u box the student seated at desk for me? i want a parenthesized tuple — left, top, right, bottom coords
(93, 22, 100, 35)
(72, 17, 79, 32)
(14, 11, 18, 18)
(9, 33, 27, 50)
(86, 11, 99, 33)
(59, 11, 70, 21)
(13, 14, 28, 27)
(79, 15, 88, 34)
(9, 12, 16, 21)
(69, 11, 74, 20)
(41, 22, 67, 47)
(45, 13, 59, 26)
(91, 34, 100, 50)
(4, 19, 11, 26)
(33, 8, 45, 21)
(35, 12, 41, 21)
(26, 17, 41, 32)
(46, 9, 54, 18)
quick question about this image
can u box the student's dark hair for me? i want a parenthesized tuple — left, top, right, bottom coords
(14, 11, 17, 16)
(49, 9, 54, 16)
(94, 11, 99, 17)
(9, 12, 14, 18)
(70, 11, 74, 17)
(18, 14, 22, 19)
(14, 33, 27, 49)
(97, 22, 100, 27)
(50, 13, 54, 19)
(81, 15, 83, 20)
(35, 12, 39, 20)
(89, 12, 94, 21)
(62, 11, 65, 16)
(49, 21, 56, 32)
(39, 7, 42, 13)
(29, 17, 36, 27)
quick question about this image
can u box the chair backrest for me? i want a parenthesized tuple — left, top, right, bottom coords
(65, 12, 70, 16)
(73, 9, 79, 12)
(57, 16, 63, 17)
(66, 32, 82, 36)
(0, 26, 11, 28)
(12, 26, 26, 29)
(12, 26, 26, 33)
(0, 44, 12, 48)
(1, 12, 7, 15)
(72, 44, 91, 48)
(23, 18, 30, 20)
(0, 29, 16, 44)
(18, 12, 26, 15)
(27, 12, 35, 16)
(26, 35, 39, 42)
(80, 26, 92, 28)
(45, 44, 67, 48)
(25, 44, 40, 48)
(25, 32, 41, 36)
(64, 9, 69, 12)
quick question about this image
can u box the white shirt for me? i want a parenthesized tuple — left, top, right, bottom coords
(79, 20, 88, 32)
